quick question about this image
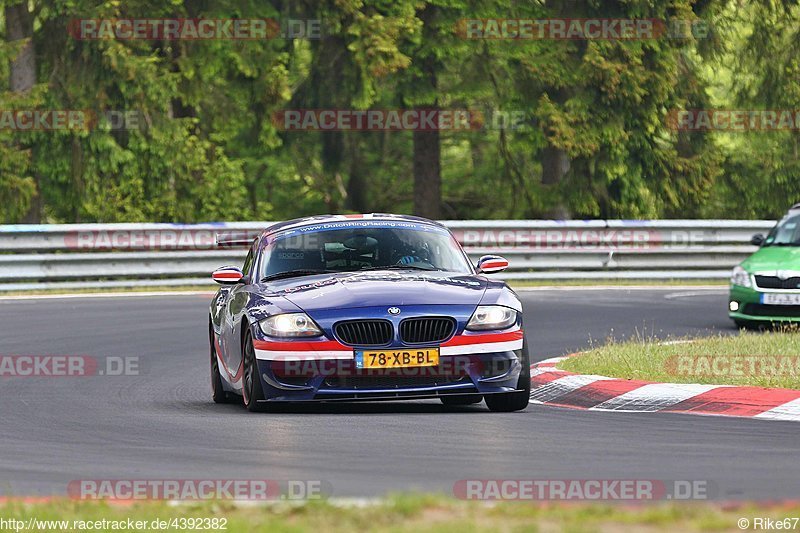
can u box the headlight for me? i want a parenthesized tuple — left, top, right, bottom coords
(260, 313, 322, 337)
(730, 266, 752, 288)
(466, 305, 517, 331)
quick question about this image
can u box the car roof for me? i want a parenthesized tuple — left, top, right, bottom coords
(791, 203, 800, 212)
(262, 213, 447, 238)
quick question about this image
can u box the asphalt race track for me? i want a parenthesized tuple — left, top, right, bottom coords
(1, 288, 799, 500)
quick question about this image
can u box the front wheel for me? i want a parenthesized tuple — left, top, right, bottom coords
(210, 323, 236, 404)
(210, 343, 229, 404)
(485, 339, 530, 413)
(242, 328, 267, 412)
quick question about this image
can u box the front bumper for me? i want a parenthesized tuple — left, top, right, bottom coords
(728, 284, 800, 323)
(255, 350, 524, 402)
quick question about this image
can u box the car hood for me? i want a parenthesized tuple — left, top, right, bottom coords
(261, 271, 488, 312)
(742, 246, 800, 272)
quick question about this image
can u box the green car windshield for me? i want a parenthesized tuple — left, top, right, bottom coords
(765, 213, 800, 246)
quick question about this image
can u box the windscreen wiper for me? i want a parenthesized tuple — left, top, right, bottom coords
(260, 269, 335, 282)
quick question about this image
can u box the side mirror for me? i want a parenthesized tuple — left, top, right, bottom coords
(750, 234, 765, 246)
(476, 255, 509, 274)
(212, 266, 244, 285)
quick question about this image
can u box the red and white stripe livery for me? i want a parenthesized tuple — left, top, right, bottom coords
(254, 328, 524, 361)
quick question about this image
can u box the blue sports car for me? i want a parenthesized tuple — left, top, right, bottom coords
(208, 214, 529, 412)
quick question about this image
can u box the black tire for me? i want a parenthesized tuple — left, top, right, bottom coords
(210, 343, 229, 404)
(241, 328, 268, 412)
(485, 337, 531, 413)
(210, 322, 237, 404)
(734, 319, 771, 331)
(440, 394, 483, 406)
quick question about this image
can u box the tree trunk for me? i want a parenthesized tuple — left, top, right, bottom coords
(310, 35, 348, 207)
(540, 145, 570, 185)
(413, 121, 441, 219)
(6, 2, 39, 222)
(536, 0, 581, 218)
(5, 3, 35, 91)
(411, 5, 441, 220)
(346, 134, 368, 212)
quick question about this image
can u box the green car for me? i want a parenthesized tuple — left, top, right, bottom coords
(729, 203, 800, 327)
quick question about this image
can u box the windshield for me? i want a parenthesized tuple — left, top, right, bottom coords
(259, 222, 472, 279)
(765, 213, 800, 246)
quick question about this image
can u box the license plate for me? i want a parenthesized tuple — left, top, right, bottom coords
(761, 293, 800, 305)
(355, 348, 439, 369)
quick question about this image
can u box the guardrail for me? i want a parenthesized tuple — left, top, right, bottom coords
(0, 220, 775, 291)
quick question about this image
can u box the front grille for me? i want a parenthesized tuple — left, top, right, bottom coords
(399, 317, 456, 344)
(742, 303, 800, 318)
(335, 320, 393, 346)
(323, 368, 468, 390)
(755, 276, 800, 290)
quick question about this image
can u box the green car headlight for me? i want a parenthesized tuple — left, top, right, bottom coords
(730, 266, 752, 288)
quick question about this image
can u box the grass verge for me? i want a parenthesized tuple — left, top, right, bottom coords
(1, 495, 798, 532)
(558, 330, 800, 389)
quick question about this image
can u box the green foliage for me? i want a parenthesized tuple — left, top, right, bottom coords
(706, 0, 800, 218)
(0, 0, 794, 222)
